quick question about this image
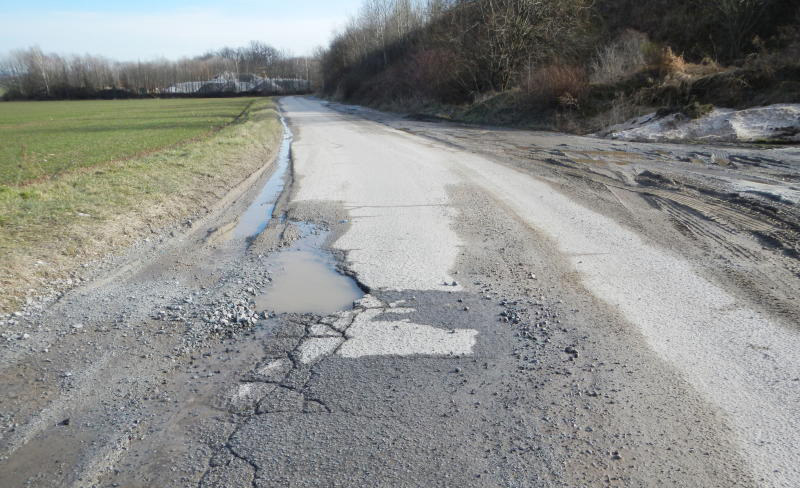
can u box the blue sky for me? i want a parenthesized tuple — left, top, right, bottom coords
(0, 1, 364, 60)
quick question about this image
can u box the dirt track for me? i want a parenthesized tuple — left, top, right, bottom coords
(1, 96, 798, 487)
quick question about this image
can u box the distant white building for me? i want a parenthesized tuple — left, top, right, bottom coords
(166, 73, 310, 94)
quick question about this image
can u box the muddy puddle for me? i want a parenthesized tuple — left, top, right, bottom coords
(230, 113, 363, 314)
(233, 115, 293, 239)
(256, 224, 364, 314)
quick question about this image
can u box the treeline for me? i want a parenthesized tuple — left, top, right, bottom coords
(0, 41, 318, 100)
(323, 0, 592, 101)
(321, 0, 800, 111)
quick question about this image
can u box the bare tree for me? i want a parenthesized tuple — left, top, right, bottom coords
(715, 0, 770, 58)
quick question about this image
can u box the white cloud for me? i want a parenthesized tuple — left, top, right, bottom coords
(0, 9, 345, 60)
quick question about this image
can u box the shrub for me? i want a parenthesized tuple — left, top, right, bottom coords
(658, 47, 687, 77)
(714, 0, 771, 60)
(681, 101, 714, 119)
(523, 63, 589, 107)
(590, 30, 651, 84)
(403, 48, 470, 103)
(656, 47, 724, 82)
(602, 91, 647, 127)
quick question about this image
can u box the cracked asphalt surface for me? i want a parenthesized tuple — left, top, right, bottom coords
(1, 96, 799, 487)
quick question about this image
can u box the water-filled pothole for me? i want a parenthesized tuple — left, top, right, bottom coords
(256, 224, 365, 315)
(233, 115, 293, 240)
(230, 114, 362, 314)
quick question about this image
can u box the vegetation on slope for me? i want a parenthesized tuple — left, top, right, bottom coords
(320, 0, 800, 132)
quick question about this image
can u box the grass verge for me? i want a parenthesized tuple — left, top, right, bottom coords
(0, 97, 255, 186)
(0, 98, 282, 313)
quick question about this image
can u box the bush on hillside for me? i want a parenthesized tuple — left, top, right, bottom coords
(523, 63, 589, 108)
(590, 30, 653, 84)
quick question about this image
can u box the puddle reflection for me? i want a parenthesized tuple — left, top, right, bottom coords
(233, 115, 293, 239)
(256, 225, 364, 315)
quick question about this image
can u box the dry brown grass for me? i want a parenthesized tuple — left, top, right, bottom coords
(523, 63, 589, 107)
(658, 47, 687, 76)
(658, 47, 726, 82)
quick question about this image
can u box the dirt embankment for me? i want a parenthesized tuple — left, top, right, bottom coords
(601, 103, 800, 143)
(338, 41, 800, 141)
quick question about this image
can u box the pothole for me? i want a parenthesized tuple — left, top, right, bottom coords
(233, 115, 293, 240)
(255, 223, 364, 315)
(229, 113, 363, 315)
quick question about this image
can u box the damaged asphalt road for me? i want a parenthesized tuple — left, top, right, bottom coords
(1, 96, 799, 487)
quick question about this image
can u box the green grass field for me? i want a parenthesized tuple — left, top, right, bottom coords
(0, 97, 282, 312)
(0, 98, 255, 186)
